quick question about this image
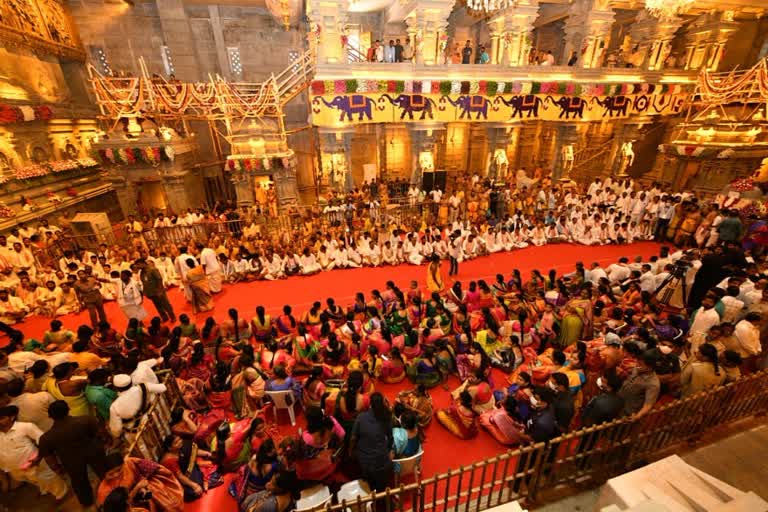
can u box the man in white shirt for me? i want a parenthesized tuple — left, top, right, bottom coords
(196, 242, 222, 293)
(734, 313, 762, 359)
(448, 192, 461, 223)
(720, 286, 746, 324)
(128, 356, 163, 386)
(7, 379, 54, 432)
(606, 257, 631, 284)
(639, 264, 656, 293)
(108, 374, 167, 438)
(174, 248, 198, 302)
(0, 406, 67, 499)
(587, 262, 608, 285)
(113, 270, 147, 322)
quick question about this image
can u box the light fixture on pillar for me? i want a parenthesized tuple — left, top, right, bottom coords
(644, 0, 694, 19)
(464, 0, 511, 15)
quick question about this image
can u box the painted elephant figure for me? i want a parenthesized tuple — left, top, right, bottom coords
(493, 95, 547, 119)
(314, 95, 378, 122)
(440, 95, 490, 120)
(379, 94, 437, 120)
(591, 95, 631, 117)
(545, 95, 588, 119)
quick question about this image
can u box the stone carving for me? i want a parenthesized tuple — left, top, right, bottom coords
(0, 0, 83, 59)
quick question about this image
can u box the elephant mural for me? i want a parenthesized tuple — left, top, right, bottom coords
(591, 95, 631, 117)
(545, 95, 589, 119)
(439, 95, 490, 120)
(379, 94, 437, 120)
(312, 95, 380, 122)
(493, 95, 547, 119)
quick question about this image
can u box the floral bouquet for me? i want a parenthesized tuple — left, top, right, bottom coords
(0, 202, 14, 218)
(15, 164, 49, 180)
(50, 160, 80, 173)
(77, 157, 99, 168)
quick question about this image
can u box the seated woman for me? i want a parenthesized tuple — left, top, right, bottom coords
(453, 369, 495, 415)
(405, 345, 443, 388)
(436, 390, 478, 440)
(160, 434, 216, 502)
(42, 319, 75, 352)
(479, 395, 526, 446)
(181, 342, 215, 382)
(381, 346, 407, 384)
(211, 417, 269, 473)
(293, 325, 320, 373)
(420, 318, 444, 346)
(330, 370, 369, 432)
(274, 305, 298, 339)
(322, 333, 347, 378)
(266, 364, 301, 402)
(220, 308, 252, 346)
(392, 411, 424, 470)
(207, 361, 233, 411)
(239, 470, 300, 512)
(395, 384, 434, 427)
(394, 323, 421, 360)
(302, 302, 323, 336)
(97, 453, 184, 512)
(250, 306, 273, 346)
(255, 339, 296, 375)
(296, 406, 345, 482)
(388, 301, 410, 336)
(434, 338, 457, 376)
(303, 366, 328, 409)
(231, 356, 267, 419)
(494, 372, 533, 422)
(229, 439, 278, 506)
(456, 342, 490, 382)
(92, 320, 123, 357)
(177, 314, 200, 340)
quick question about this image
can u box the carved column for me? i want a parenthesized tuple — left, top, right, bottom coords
(405, 1, 457, 66)
(309, 0, 349, 64)
(496, 0, 539, 67)
(628, 11, 684, 71)
(581, 8, 615, 68)
(683, 11, 737, 71)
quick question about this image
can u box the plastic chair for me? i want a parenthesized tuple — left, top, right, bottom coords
(393, 449, 424, 485)
(295, 484, 331, 512)
(265, 389, 299, 426)
(337, 479, 372, 512)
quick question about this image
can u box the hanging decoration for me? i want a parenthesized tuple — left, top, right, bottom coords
(225, 156, 285, 172)
(96, 146, 173, 166)
(464, 0, 511, 16)
(730, 177, 755, 192)
(645, 0, 694, 20)
(0, 104, 54, 124)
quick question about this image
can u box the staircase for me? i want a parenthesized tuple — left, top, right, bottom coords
(570, 137, 614, 182)
(275, 48, 316, 105)
(346, 46, 367, 64)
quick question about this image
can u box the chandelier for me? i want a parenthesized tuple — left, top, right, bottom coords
(645, 0, 695, 19)
(465, 0, 512, 15)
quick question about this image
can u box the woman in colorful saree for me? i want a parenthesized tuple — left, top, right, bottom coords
(274, 305, 298, 338)
(97, 453, 185, 512)
(231, 356, 267, 419)
(239, 469, 299, 512)
(332, 370, 369, 433)
(211, 417, 269, 473)
(436, 390, 478, 440)
(405, 345, 443, 388)
(251, 306, 273, 345)
(303, 366, 328, 409)
(296, 406, 345, 482)
(394, 384, 434, 427)
(479, 395, 526, 446)
(380, 346, 407, 383)
(160, 434, 216, 502)
(185, 259, 214, 314)
(456, 342, 490, 382)
(426, 254, 445, 293)
(255, 339, 296, 375)
(229, 439, 279, 508)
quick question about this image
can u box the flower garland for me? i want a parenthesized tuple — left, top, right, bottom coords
(0, 202, 14, 218)
(15, 164, 49, 180)
(97, 146, 172, 166)
(49, 160, 81, 173)
(0, 104, 54, 124)
(730, 177, 755, 192)
(226, 156, 285, 172)
(310, 79, 688, 97)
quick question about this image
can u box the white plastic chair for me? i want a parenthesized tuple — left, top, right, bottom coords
(265, 389, 299, 426)
(393, 449, 424, 485)
(295, 484, 331, 512)
(337, 479, 372, 512)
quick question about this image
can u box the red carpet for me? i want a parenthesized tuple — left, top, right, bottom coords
(7, 242, 661, 510)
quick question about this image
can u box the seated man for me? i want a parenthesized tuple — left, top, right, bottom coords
(0, 287, 28, 324)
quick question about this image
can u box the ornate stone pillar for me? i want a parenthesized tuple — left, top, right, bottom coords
(496, 0, 539, 67)
(682, 11, 737, 71)
(404, 1, 455, 66)
(308, 0, 349, 64)
(273, 153, 300, 207)
(563, 0, 614, 68)
(629, 11, 684, 71)
(581, 8, 615, 68)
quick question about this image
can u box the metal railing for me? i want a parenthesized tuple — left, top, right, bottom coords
(306, 370, 768, 512)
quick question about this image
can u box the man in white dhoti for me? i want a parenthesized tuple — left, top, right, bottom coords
(197, 242, 223, 293)
(174, 247, 197, 303)
(113, 270, 147, 322)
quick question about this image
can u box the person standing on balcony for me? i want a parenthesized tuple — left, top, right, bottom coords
(385, 40, 396, 63)
(403, 38, 413, 62)
(394, 38, 404, 62)
(567, 51, 578, 66)
(479, 45, 490, 64)
(367, 40, 378, 62)
(375, 41, 384, 62)
(542, 50, 555, 66)
(462, 40, 472, 64)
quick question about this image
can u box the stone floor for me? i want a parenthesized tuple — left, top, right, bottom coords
(534, 422, 768, 511)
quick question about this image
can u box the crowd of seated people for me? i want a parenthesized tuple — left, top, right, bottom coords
(0, 222, 765, 510)
(3, 173, 760, 330)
